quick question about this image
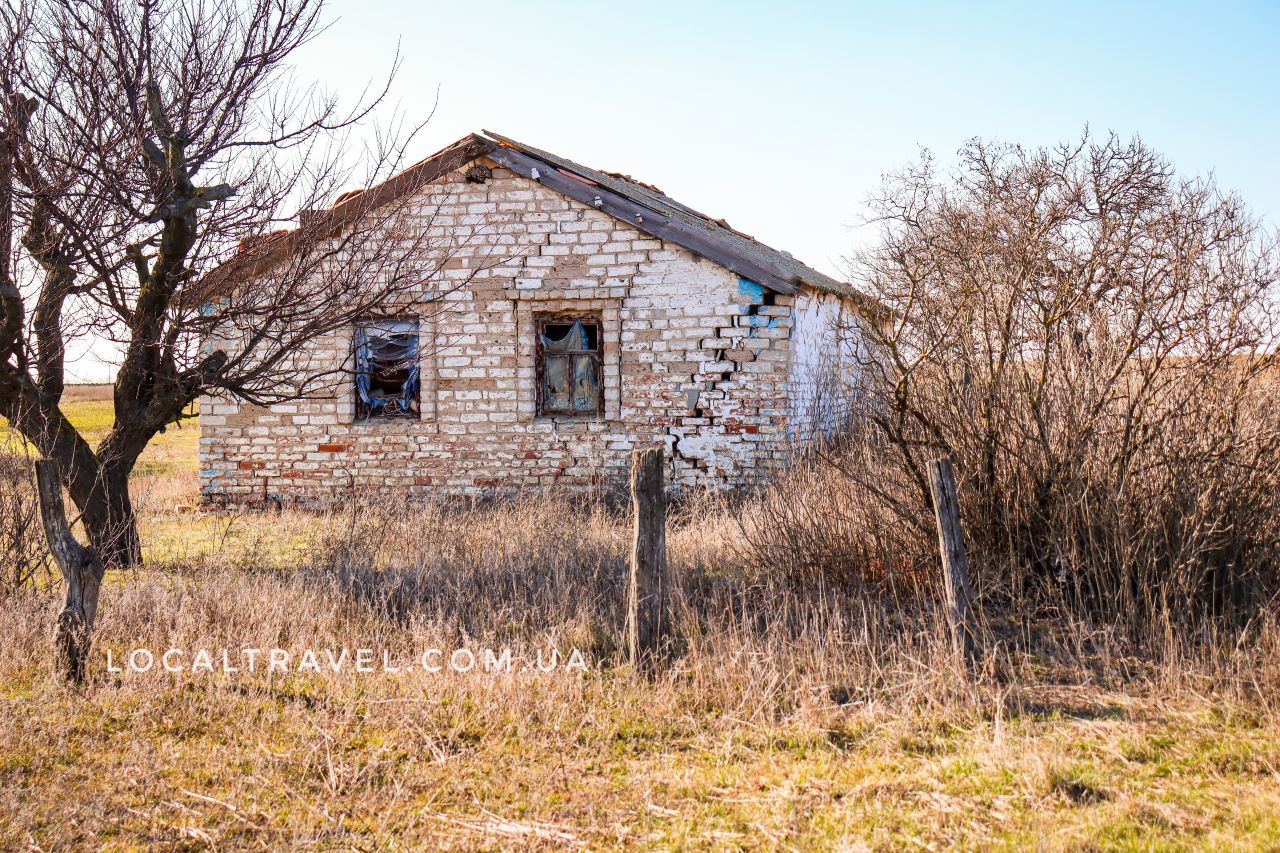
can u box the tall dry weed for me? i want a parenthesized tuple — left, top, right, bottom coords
(0, 452, 51, 595)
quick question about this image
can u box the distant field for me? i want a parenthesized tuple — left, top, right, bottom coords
(0, 383, 199, 477)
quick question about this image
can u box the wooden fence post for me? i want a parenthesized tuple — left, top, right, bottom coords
(35, 459, 105, 683)
(627, 446, 667, 666)
(926, 456, 979, 673)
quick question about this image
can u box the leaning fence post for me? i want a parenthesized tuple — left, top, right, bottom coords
(926, 456, 979, 673)
(627, 446, 667, 666)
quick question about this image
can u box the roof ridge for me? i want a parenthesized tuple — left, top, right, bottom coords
(480, 130, 866, 302)
(202, 130, 880, 313)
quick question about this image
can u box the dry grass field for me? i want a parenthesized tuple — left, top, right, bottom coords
(3, 385, 1280, 850)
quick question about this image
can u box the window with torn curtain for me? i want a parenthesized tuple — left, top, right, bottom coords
(354, 319, 420, 419)
(537, 315, 602, 416)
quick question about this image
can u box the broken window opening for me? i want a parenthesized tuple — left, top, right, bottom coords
(537, 315, 602, 416)
(355, 319, 420, 420)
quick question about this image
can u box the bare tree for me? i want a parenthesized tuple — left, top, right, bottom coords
(747, 132, 1280, 635)
(0, 0, 494, 578)
(844, 131, 1280, 629)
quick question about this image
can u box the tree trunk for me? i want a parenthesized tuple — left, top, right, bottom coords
(35, 459, 105, 682)
(0, 388, 144, 568)
(79, 463, 142, 568)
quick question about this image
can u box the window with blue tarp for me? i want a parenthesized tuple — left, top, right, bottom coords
(537, 315, 601, 416)
(354, 319, 420, 419)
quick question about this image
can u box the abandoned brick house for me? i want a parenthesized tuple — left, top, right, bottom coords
(198, 131, 875, 503)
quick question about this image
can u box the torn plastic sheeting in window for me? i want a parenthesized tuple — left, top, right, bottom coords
(543, 353, 571, 410)
(538, 318, 591, 352)
(571, 353, 596, 409)
(355, 320, 419, 415)
(539, 319, 599, 413)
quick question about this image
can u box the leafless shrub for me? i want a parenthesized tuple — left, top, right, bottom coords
(741, 428, 935, 593)
(777, 130, 1280, 641)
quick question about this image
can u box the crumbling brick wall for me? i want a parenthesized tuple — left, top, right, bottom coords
(198, 161, 848, 505)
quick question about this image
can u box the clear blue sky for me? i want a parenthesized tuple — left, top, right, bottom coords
(66, 0, 1280, 381)
(293, 0, 1280, 278)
